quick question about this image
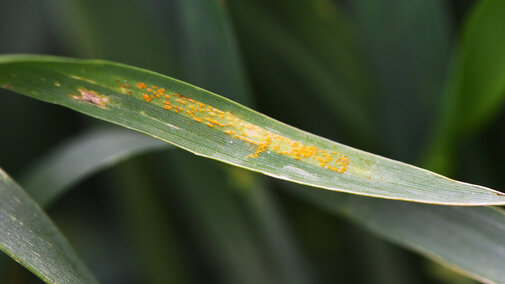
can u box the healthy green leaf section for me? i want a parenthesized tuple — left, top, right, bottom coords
(1, 55, 504, 205)
(291, 186, 505, 283)
(0, 168, 98, 284)
(20, 127, 168, 207)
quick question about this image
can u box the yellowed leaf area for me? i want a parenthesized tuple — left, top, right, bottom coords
(115, 80, 350, 173)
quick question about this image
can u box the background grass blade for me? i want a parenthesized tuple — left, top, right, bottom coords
(108, 160, 190, 284)
(425, 0, 505, 174)
(1, 55, 504, 205)
(228, 170, 313, 284)
(227, 0, 374, 144)
(350, 0, 451, 162)
(290, 184, 505, 283)
(20, 127, 168, 207)
(155, 152, 276, 284)
(50, 0, 177, 74)
(173, 0, 253, 107)
(447, 0, 505, 133)
(0, 168, 98, 283)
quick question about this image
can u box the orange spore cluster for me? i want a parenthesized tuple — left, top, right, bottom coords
(120, 80, 350, 173)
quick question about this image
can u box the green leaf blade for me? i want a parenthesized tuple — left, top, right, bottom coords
(1, 54, 504, 205)
(457, 0, 505, 132)
(0, 169, 98, 284)
(424, 0, 505, 173)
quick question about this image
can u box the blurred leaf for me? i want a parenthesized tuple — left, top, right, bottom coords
(156, 151, 275, 284)
(452, 0, 505, 132)
(20, 127, 168, 207)
(226, 167, 313, 284)
(227, 0, 374, 143)
(291, 185, 505, 283)
(265, 0, 373, 102)
(350, 0, 451, 160)
(50, 0, 177, 74)
(0, 0, 47, 54)
(351, 230, 419, 284)
(1, 55, 505, 205)
(173, 0, 252, 106)
(425, 0, 505, 173)
(109, 161, 189, 284)
(0, 168, 98, 283)
(425, 259, 478, 284)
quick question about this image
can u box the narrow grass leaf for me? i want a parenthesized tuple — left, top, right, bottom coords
(109, 161, 189, 284)
(156, 152, 276, 284)
(228, 0, 373, 143)
(0, 168, 98, 283)
(451, 0, 505, 133)
(50, 0, 177, 74)
(350, 0, 451, 161)
(1, 55, 504, 205)
(173, 0, 252, 106)
(425, 0, 505, 173)
(292, 186, 505, 283)
(19, 127, 167, 207)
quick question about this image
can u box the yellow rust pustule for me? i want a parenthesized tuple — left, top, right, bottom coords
(120, 80, 350, 173)
(71, 88, 109, 109)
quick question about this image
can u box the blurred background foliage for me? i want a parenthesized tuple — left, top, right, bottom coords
(0, 0, 504, 283)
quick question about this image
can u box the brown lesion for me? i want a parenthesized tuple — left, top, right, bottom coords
(71, 88, 109, 109)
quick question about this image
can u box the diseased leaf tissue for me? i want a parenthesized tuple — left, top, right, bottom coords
(122, 79, 350, 173)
